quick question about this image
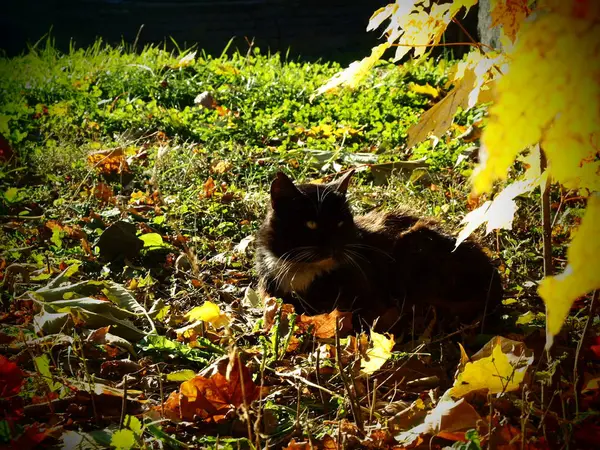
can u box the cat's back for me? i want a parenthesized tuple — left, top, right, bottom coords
(355, 207, 502, 316)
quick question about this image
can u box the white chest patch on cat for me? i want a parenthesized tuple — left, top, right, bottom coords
(262, 250, 338, 294)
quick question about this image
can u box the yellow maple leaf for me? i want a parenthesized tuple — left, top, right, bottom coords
(475, 4, 600, 194)
(538, 194, 600, 348)
(490, 0, 532, 43)
(360, 330, 394, 374)
(449, 339, 531, 397)
(311, 43, 389, 99)
(406, 67, 477, 149)
(455, 170, 546, 248)
(409, 82, 439, 98)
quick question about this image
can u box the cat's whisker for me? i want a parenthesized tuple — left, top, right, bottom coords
(347, 243, 396, 261)
(343, 251, 368, 283)
(345, 248, 372, 266)
(320, 183, 335, 206)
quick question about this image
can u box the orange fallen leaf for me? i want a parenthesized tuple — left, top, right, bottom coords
(203, 177, 216, 198)
(87, 148, 130, 174)
(296, 309, 353, 338)
(162, 356, 263, 422)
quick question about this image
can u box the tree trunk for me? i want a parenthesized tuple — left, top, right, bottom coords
(477, 0, 503, 50)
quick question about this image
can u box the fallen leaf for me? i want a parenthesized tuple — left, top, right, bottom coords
(203, 177, 216, 198)
(360, 330, 395, 374)
(166, 356, 263, 422)
(97, 221, 144, 261)
(395, 390, 483, 445)
(0, 355, 25, 397)
(296, 309, 353, 338)
(185, 301, 230, 328)
(449, 336, 533, 398)
(409, 82, 440, 98)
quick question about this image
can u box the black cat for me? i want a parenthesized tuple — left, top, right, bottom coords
(255, 171, 502, 331)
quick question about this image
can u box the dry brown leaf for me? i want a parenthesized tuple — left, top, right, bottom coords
(262, 298, 296, 331)
(296, 309, 353, 338)
(282, 440, 312, 450)
(162, 356, 263, 422)
(203, 177, 216, 198)
(87, 148, 130, 174)
(395, 392, 484, 446)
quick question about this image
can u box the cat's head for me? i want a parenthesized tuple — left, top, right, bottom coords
(260, 171, 358, 262)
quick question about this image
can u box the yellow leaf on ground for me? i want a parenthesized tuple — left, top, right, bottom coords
(360, 330, 394, 374)
(185, 301, 230, 328)
(409, 82, 439, 98)
(449, 337, 533, 397)
(538, 195, 600, 348)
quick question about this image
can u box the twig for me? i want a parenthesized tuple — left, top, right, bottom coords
(573, 290, 598, 417)
(235, 352, 254, 443)
(540, 148, 554, 277)
(276, 370, 344, 400)
(0, 215, 44, 220)
(335, 320, 364, 435)
(119, 375, 128, 429)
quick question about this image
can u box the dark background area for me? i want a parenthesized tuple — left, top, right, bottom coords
(1, 0, 479, 63)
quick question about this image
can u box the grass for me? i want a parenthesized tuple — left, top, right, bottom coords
(0, 38, 589, 449)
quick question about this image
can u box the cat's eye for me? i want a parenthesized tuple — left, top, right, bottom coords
(306, 221, 318, 230)
(337, 221, 344, 227)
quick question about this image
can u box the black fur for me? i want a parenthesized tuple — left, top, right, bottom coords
(255, 172, 502, 331)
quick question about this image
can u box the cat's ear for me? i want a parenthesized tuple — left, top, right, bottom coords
(330, 169, 355, 195)
(270, 171, 301, 207)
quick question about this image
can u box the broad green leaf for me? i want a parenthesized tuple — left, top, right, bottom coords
(111, 429, 136, 450)
(33, 310, 71, 335)
(0, 115, 10, 136)
(166, 369, 196, 382)
(4, 188, 20, 203)
(361, 330, 395, 374)
(515, 311, 541, 325)
(140, 232, 166, 248)
(103, 281, 146, 315)
(139, 334, 224, 364)
(124, 415, 143, 436)
(33, 354, 61, 392)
